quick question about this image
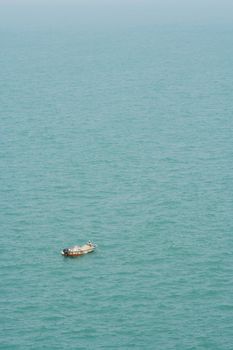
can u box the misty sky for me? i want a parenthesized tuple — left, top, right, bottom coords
(0, 0, 233, 31)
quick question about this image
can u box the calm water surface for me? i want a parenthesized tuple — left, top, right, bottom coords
(1, 25, 233, 349)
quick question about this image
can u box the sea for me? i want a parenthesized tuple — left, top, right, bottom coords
(1, 20, 233, 349)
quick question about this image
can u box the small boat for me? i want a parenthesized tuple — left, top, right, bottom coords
(61, 241, 96, 257)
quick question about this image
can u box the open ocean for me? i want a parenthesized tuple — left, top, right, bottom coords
(1, 22, 233, 349)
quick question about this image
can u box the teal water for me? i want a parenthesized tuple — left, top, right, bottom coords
(1, 25, 233, 349)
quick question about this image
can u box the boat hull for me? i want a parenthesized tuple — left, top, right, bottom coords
(61, 242, 96, 257)
(61, 249, 94, 257)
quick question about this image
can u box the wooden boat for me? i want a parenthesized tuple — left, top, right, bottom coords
(61, 241, 96, 257)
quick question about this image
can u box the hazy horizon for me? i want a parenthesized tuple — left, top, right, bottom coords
(1, 0, 233, 31)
